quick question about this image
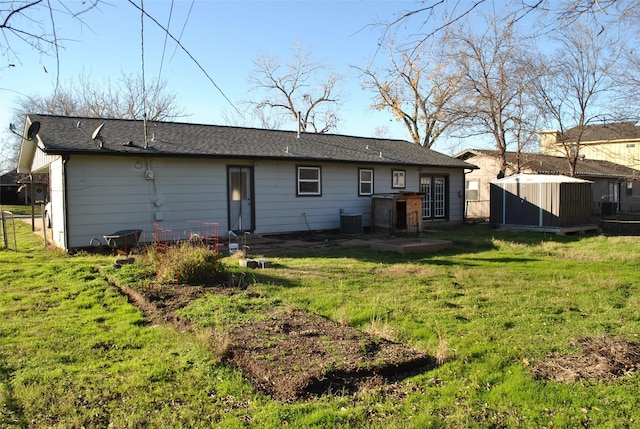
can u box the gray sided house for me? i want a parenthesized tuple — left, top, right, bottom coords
(456, 149, 640, 219)
(18, 114, 475, 251)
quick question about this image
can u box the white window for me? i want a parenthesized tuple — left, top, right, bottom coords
(359, 169, 374, 196)
(466, 180, 479, 200)
(297, 166, 321, 196)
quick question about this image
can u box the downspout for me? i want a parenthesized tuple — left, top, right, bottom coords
(62, 155, 70, 252)
(463, 168, 472, 223)
(29, 174, 35, 231)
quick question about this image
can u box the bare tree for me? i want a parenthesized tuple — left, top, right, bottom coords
(0, 137, 16, 173)
(448, 16, 541, 178)
(382, 0, 636, 48)
(16, 71, 183, 121)
(2, 1, 235, 115)
(1, 1, 99, 74)
(246, 43, 341, 134)
(533, 24, 621, 176)
(614, 8, 640, 120)
(508, 87, 543, 173)
(355, 37, 462, 148)
(3, 71, 183, 170)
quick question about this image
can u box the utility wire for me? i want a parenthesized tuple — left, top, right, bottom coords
(170, 0, 194, 62)
(46, 0, 60, 93)
(157, 0, 174, 82)
(127, 0, 241, 115)
(140, 0, 149, 146)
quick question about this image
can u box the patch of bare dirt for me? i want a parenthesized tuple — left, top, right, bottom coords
(225, 307, 436, 402)
(532, 336, 640, 383)
(114, 281, 435, 402)
(118, 283, 231, 331)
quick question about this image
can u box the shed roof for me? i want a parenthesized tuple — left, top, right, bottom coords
(491, 174, 592, 184)
(22, 114, 475, 169)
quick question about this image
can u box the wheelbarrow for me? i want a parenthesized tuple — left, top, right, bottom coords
(103, 229, 142, 253)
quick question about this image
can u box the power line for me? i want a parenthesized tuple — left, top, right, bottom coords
(127, 0, 240, 115)
(157, 0, 174, 82)
(170, 0, 194, 63)
(140, 0, 149, 147)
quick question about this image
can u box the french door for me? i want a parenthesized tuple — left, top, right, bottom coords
(419, 174, 448, 220)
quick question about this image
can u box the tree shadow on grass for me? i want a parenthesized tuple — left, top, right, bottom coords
(0, 354, 26, 427)
(249, 223, 589, 263)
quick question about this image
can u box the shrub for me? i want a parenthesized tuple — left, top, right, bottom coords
(150, 243, 222, 285)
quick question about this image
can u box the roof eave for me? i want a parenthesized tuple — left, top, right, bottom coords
(38, 147, 474, 169)
(17, 117, 37, 173)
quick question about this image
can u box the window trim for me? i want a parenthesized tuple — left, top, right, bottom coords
(359, 168, 374, 196)
(296, 165, 322, 196)
(392, 169, 406, 189)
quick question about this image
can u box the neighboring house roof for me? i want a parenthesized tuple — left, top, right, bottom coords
(21, 114, 475, 170)
(561, 122, 640, 143)
(0, 171, 20, 186)
(456, 149, 640, 179)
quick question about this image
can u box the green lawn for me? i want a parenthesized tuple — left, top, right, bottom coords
(2, 220, 640, 428)
(0, 205, 43, 216)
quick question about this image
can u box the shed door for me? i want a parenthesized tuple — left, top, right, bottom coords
(227, 166, 254, 232)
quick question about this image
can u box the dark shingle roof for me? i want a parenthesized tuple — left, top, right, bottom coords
(0, 171, 21, 185)
(27, 114, 474, 169)
(459, 149, 640, 179)
(562, 122, 640, 143)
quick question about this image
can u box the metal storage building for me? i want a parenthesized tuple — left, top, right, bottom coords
(490, 174, 595, 233)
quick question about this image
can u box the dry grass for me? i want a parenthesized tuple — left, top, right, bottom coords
(202, 328, 232, 359)
(436, 330, 449, 366)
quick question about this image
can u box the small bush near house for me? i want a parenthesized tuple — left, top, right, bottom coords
(147, 242, 222, 285)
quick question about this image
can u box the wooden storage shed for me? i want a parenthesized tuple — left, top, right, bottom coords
(490, 174, 595, 232)
(371, 192, 424, 233)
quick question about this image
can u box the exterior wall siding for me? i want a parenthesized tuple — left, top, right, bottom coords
(539, 133, 640, 170)
(462, 156, 501, 220)
(444, 169, 465, 221)
(61, 155, 465, 249)
(65, 155, 228, 248)
(579, 143, 640, 170)
(32, 148, 58, 173)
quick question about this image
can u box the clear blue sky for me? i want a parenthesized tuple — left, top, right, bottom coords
(1, 0, 440, 161)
